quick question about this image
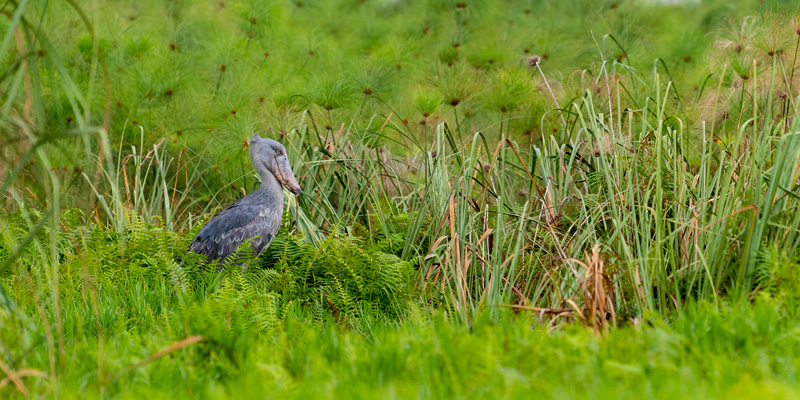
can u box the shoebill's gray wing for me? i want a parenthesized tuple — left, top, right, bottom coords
(188, 200, 280, 262)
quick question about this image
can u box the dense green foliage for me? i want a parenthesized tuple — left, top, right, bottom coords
(2, 0, 800, 397)
(4, 282, 800, 399)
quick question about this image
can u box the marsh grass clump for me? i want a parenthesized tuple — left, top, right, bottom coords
(700, 14, 800, 131)
(310, 76, 357, 111)
(412, 87, 442, 118)
(485, 67, 533, 114)
(432, 62, 480, 113)
(4, 0, 800, 397)
(352, 62, 393, 99)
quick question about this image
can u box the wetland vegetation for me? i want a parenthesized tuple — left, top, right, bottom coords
(2, 0, 800, 398)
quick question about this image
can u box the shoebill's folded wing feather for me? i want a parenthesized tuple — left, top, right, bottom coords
(188, 200, 280, 261)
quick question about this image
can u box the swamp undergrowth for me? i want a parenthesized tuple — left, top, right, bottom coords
(2, 0, 800, 397)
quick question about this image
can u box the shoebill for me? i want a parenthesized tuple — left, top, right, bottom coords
(185, 133, 301, 264)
